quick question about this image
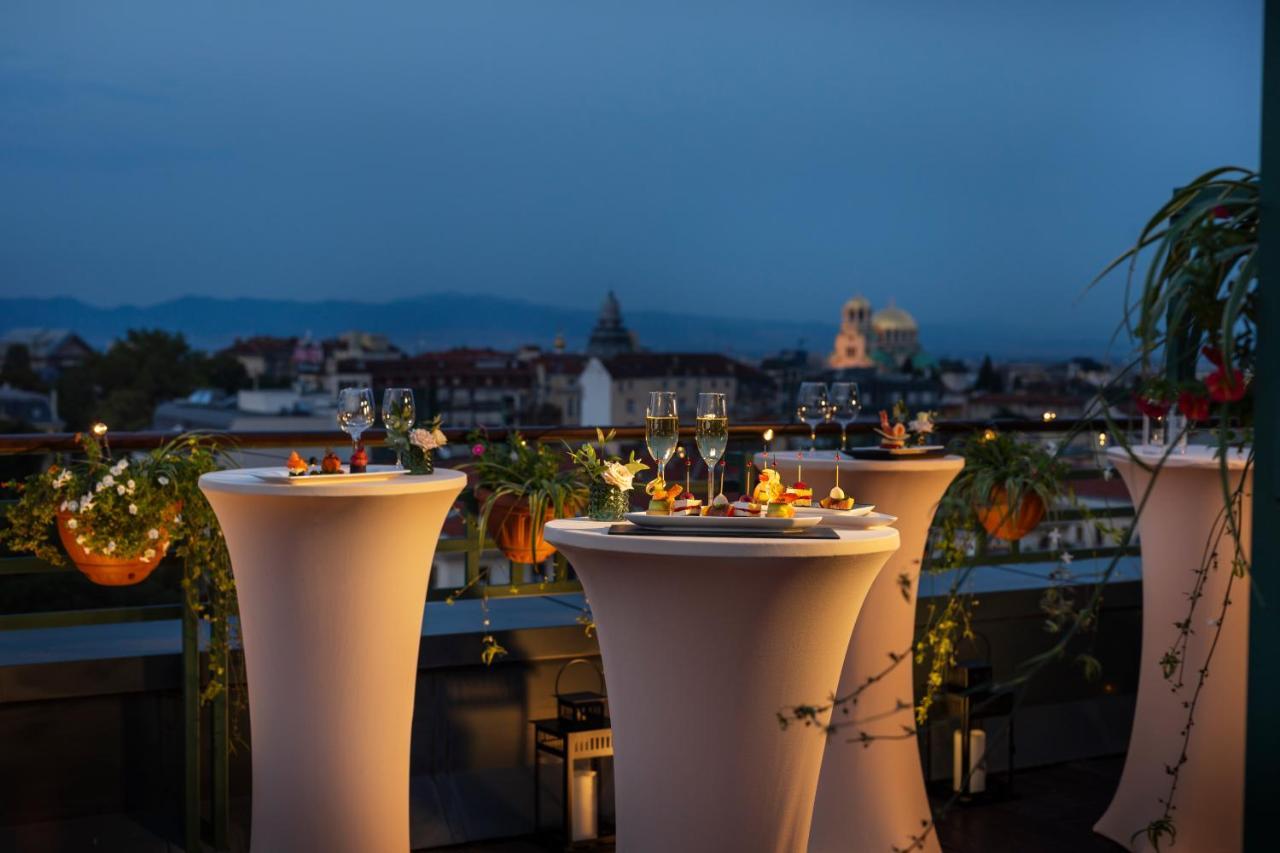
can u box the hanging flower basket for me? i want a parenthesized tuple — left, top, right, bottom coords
(477, 488, 564, 565)
(975, 487, 1045, 542)
(55, 510, 171, 586)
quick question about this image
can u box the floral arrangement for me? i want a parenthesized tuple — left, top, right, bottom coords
(3, 432, 181, 567)
(384, 414, 447, 475)
(566, 429, 649, 521)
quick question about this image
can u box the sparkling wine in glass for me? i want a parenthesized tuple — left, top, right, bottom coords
(696, 392, 728, 504)
(337, 387, 375, 458)
(797, 382, 829, 452)
(645, 391, 679, 484)
(827, 382, 862, 451)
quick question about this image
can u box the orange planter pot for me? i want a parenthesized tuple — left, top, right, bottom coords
(56, 511, 171, 586)
(479, 490, 568, 565)
(975, 488, 1046, 542)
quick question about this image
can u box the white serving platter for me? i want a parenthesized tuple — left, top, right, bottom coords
(796, 503, 875, 518)
(800, 510, 898, 530)
(252, 465, 407, 485)
(623, 511, 823, 532)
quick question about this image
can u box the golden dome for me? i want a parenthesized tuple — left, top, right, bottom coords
(871, 305, 917, 331)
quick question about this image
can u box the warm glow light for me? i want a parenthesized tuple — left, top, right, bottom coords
(981, 428, 997, 442)
(1041, 411, 1057, 422)
(1097, 432, 1108, 447)
(90, 422, 109, 437)
(763, 428, 774, 442)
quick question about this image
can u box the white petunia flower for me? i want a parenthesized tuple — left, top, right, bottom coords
(127, 479, 135, 490)
(117, 485, 126, 495)
(53, 470, 72, 489)
(143, 548, 156, 560)
(148, 529, 160, 540)
(80, 495, 95, 511)
(128, 504, 138, 515)
(96, 482, 106, 493)
(102, 474, 115, 487)
(66, 518, 78, 529)
(157, 475, 169, 486)
(75, 535, 86, 545)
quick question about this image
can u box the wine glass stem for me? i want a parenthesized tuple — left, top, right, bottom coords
(707, 465, 713, 504)
(810, 427, 817, 453)
(841, 427, 847, 451)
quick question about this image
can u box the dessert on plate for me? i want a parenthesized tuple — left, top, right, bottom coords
(320, 449, 344, 474)
(702, 493, 733, 516)
(752, 468, 785, 505)
(786, 481, 813, 507)
(645, 479, 683, 515)
(731, 497, 762, 516)
(765, 501, 795, 518)
(820, 485, 856, 511)
(286, 451, 308, 477)
(349, 444, 369, 474)
(875, 410, 908, 449)
(672, 494, 703, 515)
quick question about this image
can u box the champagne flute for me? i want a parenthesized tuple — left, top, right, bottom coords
(337, 387, 375, 458)
(645, 391, 679, 485)
(827, 382, 862, 451)
(797, 382, 829, 452)
(696, 392, 728, 504)
(382, 388, 416, 468)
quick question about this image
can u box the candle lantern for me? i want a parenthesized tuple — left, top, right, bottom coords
(938, 659, 1017, 802)
(533, 658, 614, 847)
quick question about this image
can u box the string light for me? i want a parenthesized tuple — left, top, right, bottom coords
(90, 422, 109, 437)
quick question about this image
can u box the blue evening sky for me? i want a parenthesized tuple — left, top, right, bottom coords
(0, 1, 1262, 338)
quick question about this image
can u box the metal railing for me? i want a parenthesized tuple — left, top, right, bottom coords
(0, 417, 1136, 851)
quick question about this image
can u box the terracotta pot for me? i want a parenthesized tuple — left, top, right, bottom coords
(975, 487, 1046, 542)
(478, 489, 568, 565)
(56, 511, 171, 586)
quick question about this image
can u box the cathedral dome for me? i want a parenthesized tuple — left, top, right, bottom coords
(871, 305, 917, 331)
(843, 295, 871, 311)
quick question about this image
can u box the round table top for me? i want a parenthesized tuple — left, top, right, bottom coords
(199, 466, 467, 498)
(544, 518, 900, 559)
(1107, 445, 1251, 471)
(753, 450, 964, 474)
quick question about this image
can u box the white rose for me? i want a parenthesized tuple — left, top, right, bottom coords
(128, 504, 138, 515)
(601, 461, 634, 492)
(409, 428, 437, 451)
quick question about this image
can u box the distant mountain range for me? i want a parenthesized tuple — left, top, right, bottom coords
(0, 293, 1120, 362)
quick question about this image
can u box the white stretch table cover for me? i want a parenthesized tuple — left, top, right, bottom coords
(199, 467, 467, 853)
(544, 519, 900, 853)
(1095, 446, 1252, 852)
(756, 450, 965, 853)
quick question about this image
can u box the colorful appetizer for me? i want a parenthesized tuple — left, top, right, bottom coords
(286, 451, 308, 477)
(702, 493, 733, 516)
(820, 485, 856, 511)
(786, 481, 813, 507)
(752, 468, 785, 505)
(765, 501, 795, 519)
(731, 497, 762, 516)
(349, 444, 369, 474)
(320, 449, 344, 474)
(645, 479, 683, 515)
(876, 410, 908, 449)
(672, 495, 703, 516)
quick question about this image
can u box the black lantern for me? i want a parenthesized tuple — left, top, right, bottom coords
(942, 659, 1017, 801)
(533, 658, 613, 847)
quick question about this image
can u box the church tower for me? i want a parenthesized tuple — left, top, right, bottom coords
(828, 295, 874, 369)
(586, 291, 638, 358)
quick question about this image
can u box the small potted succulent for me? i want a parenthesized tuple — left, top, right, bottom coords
(2, 431, 190, 585)
(951, 431, 1068, 542)
(566, 429, 648, 521)
(466, 431, 587, 564)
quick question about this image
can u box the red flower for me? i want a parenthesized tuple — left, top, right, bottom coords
(1134, 393, 1170, 419)
(1206, 368, 1247, 403)
(471, 443, 486, 457)
(1177, 390, 1210, 422)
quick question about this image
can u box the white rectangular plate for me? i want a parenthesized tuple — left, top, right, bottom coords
(252, 465, 407, 485)
(803, 510, 897, 530)
(623, 511, 822, 531)
(796, 504, 875, 518)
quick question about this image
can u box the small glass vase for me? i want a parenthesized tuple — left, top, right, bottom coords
(587, 481, 629, 521)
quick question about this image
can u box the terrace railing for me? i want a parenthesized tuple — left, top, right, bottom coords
(0, 418, 1137, 851)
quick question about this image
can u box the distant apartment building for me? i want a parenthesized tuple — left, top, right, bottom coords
(579, 353, 775, 426)
(371, 348, 537, 428)
(221, 330, 405, 394)
(222, 336, 299, 387)
(0, 329, 94, 382)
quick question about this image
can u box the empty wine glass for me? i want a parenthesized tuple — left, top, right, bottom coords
(382, 388, 416, 433)
(695, 392, 728, 504)
(827, 382, 862, 451)
(337, 387, 375, 457)
(796, 382, 829, 452)
(645, 391, 679, 484)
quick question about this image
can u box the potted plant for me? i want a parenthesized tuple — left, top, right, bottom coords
(466, 431, 587, 564)
(951, 431, 1068, 542)
(566, 429, 648, 521)
(1, 431, 190, 585)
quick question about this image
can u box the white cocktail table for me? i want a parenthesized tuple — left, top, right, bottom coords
(756, 450, 964, 853)
(544, 518, 900, 853)
(1095, 446, 1252, 853)
(199, 467, 467, 853)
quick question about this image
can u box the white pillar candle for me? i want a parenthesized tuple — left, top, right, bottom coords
(952, 728, 987, 793)
(572, 769, 599, 841)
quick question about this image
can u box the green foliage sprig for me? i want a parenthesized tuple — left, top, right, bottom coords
(565, 428, 648, 486)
